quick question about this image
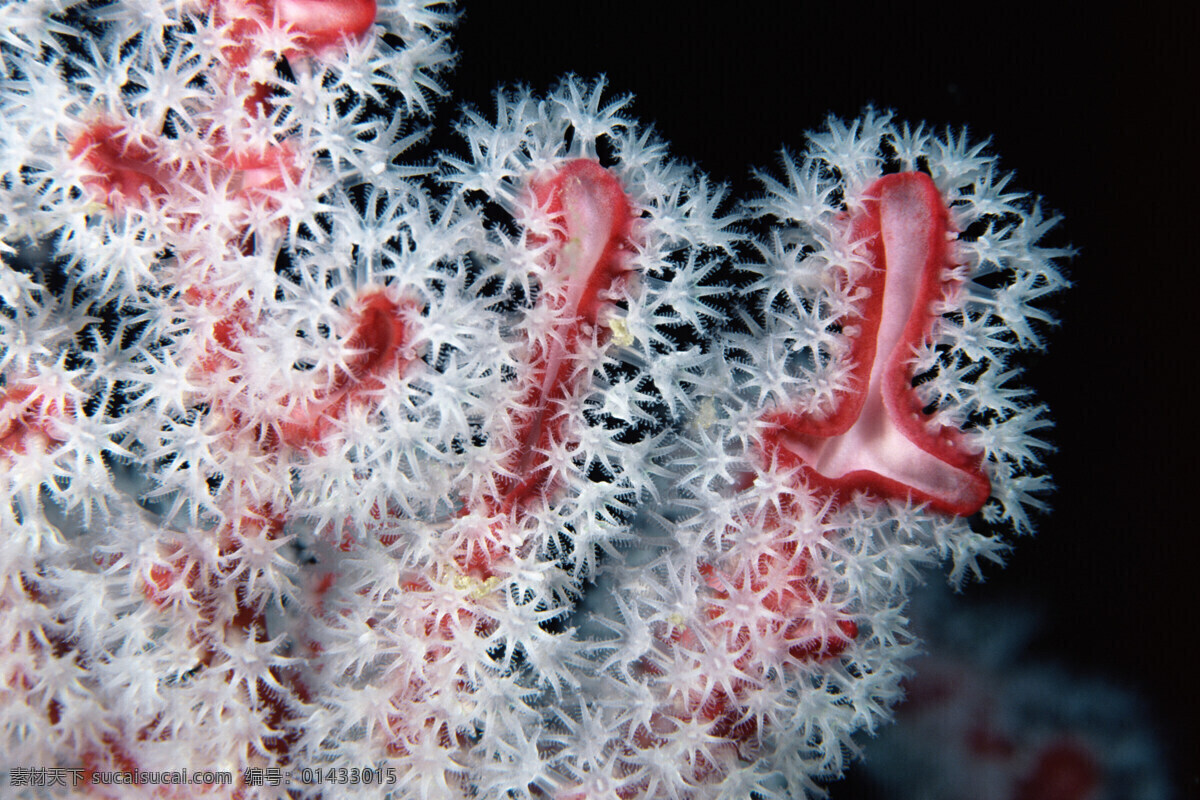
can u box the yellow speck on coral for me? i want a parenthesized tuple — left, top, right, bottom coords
(608, 316, 634, 347)
(452, 571, 501, 599)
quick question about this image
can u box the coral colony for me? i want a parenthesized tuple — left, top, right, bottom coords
(0, 1, 1070, 798)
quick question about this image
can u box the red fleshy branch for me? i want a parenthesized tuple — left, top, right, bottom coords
(275, 0, 377, 52)
(69, 119, 302, 222)
(201, 0, 376, 115)
(762, 171, 990, 516)
(70, 118, 407, 460)
(487, 158, 635, 517)
(278, 289, 422, 450)
(69, 123, 170, 208)
(222, 141, 301, 204)
(187, 287, 422, 454)
(0, 384, 72, 457)
(206, 0, 376, 63)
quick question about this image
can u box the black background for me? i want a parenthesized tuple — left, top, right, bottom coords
(437, 2, 1196, 796)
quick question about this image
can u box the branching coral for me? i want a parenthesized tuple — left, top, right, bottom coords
(0, 3, 1068, 798)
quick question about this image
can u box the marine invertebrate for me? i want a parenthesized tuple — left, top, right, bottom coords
(0, 3, 1067, 798)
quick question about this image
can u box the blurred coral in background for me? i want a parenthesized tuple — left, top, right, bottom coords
(857, 585, 1169, 800)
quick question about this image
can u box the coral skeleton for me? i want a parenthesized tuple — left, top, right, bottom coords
(0, 2, 1069, 798)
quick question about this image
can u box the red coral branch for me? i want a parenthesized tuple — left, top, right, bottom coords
(762, 172, 990, 515)
(489, 158, 635, 517)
